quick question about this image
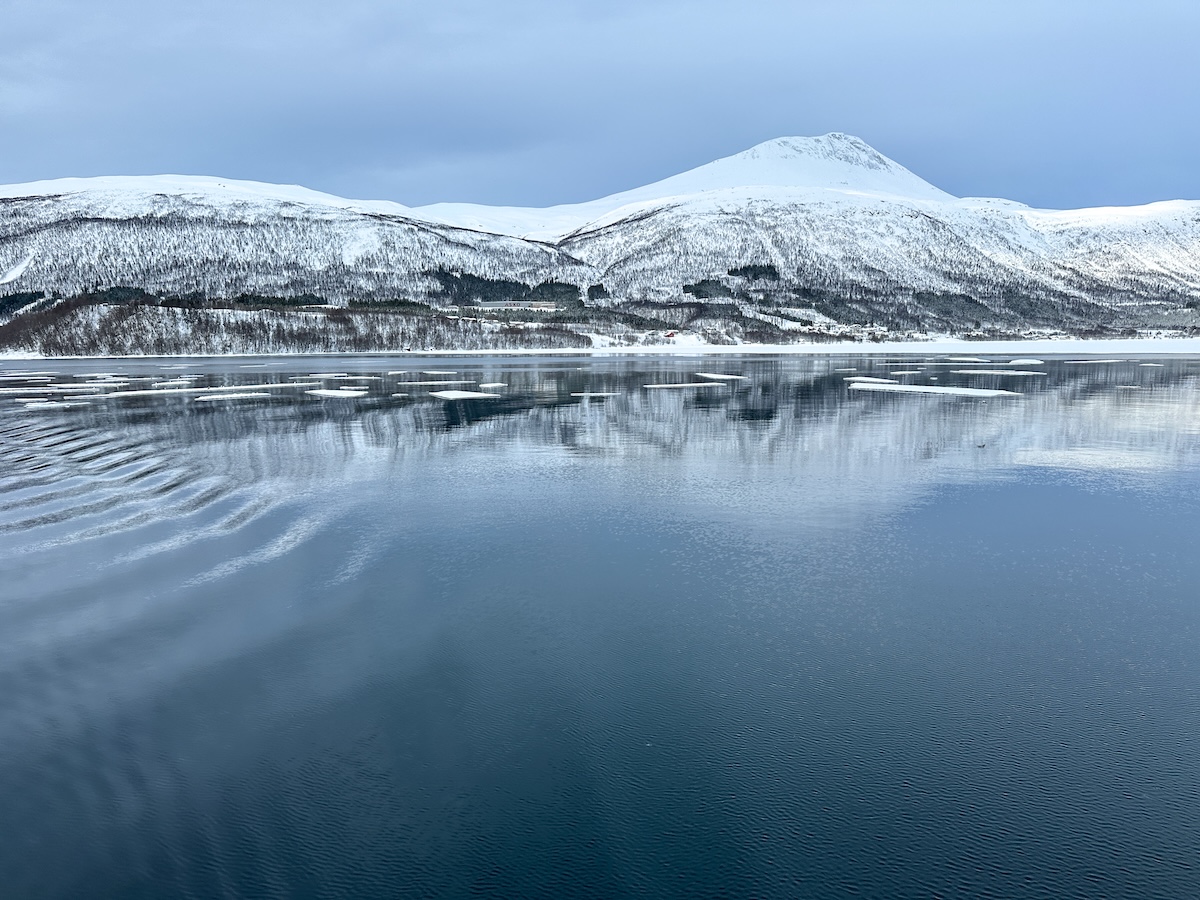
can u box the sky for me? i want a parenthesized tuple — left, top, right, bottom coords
(2, 0, 1197, 210)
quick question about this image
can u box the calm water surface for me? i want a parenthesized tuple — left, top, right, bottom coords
(1, 353, 1198, 898)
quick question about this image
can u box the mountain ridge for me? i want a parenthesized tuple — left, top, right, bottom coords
(2, 134, 1199, 354)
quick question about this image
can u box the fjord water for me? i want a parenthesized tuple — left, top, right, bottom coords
(1, 355, 1198, 899)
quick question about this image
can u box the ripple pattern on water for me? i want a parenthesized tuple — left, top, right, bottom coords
(0, 354, 1198, 899)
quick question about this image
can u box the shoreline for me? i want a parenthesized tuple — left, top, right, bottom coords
(4, 335, 1200, 362)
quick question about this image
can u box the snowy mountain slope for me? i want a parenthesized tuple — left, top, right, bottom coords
(0, 174, 415, 216)
(1, 133, 1199, 347)
(0, 176, 592, 302)
(412, 133, 952, 240)
(558, 186, 1200, 309)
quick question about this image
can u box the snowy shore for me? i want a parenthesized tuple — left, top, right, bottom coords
(4, 335, 1200, 362)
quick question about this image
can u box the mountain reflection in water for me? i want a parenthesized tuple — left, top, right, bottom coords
(1, 354, 1198, 899)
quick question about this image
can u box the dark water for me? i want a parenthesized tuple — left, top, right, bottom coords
(1, 353, 1198, 899)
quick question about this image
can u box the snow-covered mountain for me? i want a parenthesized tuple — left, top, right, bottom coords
(412, 133, 953, 239)
(0, 174, 589, 303)
(2, 132, 1200, 350)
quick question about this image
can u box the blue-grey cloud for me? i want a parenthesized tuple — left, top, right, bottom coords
(3, 0, 1197, 209)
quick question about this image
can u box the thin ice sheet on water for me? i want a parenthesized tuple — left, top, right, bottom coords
(22, 400, 90, 409)
(429, 390, 500, 400)
(850, 383, 1022, 398)
(644, 382, 728, 389)
(695, 373, 748, 381)
(950, 370, 1046, 376)
(393, 380, 476, 386)
(194, 392, 274, 401)
(305, 388, 369, 398)
(102, 382, 318, 398)
(0, 386, 96, 395)
(844, 376, 898, 384)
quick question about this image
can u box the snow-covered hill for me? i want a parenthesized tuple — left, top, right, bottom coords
(0, 174, 595, 305)
(2, 133, 1200, 351)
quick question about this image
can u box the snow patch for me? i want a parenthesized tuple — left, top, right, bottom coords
(0, 252, 34, 285)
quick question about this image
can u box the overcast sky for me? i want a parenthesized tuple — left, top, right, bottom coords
(3, 0, 1197, 209)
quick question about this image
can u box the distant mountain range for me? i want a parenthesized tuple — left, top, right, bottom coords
(3, 133, 1199, 354)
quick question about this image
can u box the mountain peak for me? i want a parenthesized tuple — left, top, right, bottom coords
(643, 132, 949, 201)
(411, 132, 953, 239)
(737, 133, 894, 172)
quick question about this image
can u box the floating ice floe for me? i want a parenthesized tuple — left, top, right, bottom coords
(889, 370, 923, 375)
(22, 400, 89, 409)
(844, 376, 898, 384)
(152, 380, 194, 388)
(944, 356, 990, 363)
(194, 392, 274, 401)
(429, 390, 500, 400)
(949, 369, 1046, 376)
(850, 383, 1022, 397)
(644, 382, 728, 389)
(393, 379, 476, 386)
(478, 382, 507, 388)
(422, 370, 457, 375)
(695, 373, 748, 381)
(1139, 363, 1165, 367)
(101, 382, 318, 398)
(1008, 358, 1044, 365)
(0, 386, 96, 395)
(832, 368, 857, 372)
(305, 388, 369, 398)
(298, 374, 379, 381)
